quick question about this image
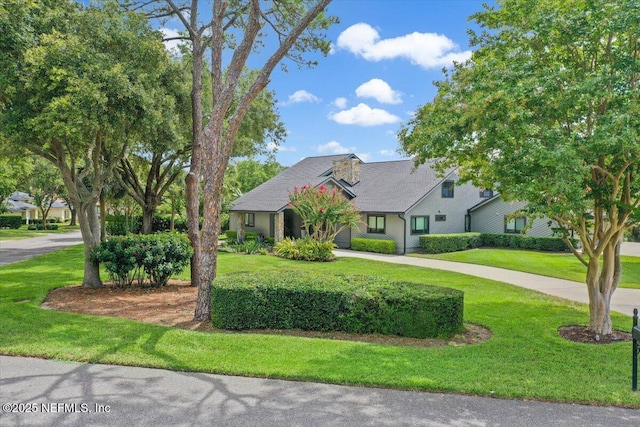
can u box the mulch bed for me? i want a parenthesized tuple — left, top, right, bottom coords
(41, 280, 492, 347)
(558, 325, 632, 344)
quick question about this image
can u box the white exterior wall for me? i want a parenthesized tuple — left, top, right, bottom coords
(470, 199, 555, 237)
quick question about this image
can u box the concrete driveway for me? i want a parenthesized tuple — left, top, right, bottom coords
(622, 242, 640, 257)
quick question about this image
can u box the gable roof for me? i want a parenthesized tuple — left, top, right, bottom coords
(230, 154, 456, 214)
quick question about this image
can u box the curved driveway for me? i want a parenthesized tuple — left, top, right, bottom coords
(334, 248, 640, 316)
(0, 230, 83, 266)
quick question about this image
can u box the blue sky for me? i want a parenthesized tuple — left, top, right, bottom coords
(158, 1, 491, 166)
(260, 0, 490, 166)
(107, 1, 491, 166)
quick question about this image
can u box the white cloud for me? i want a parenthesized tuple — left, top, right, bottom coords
(380, 149, 396, 157)
(159, 28, 185, 56)
(267, 142, 296, 152)
(283, 90, 321, 105)
(336, 23, 472, 69)
(328, 103, 401, 127)
(332, 97, 348, 109)
(355, 78, 402, 104)
(316, 141, 355, 155)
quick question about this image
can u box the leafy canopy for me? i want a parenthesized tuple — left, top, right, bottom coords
(399, 0, 640, 255)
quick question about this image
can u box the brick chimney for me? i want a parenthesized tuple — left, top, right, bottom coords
(332, 158, 361, 185)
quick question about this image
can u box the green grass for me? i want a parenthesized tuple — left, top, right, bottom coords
(0, 224, 80, 241)
(411, 249, 640, 290)
(1, 246, 639, 408)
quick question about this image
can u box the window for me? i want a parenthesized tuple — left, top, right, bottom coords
(245, 213, 255, 227)
(441, 180, 454, 198)
(435, 215, 446, 222)
(505, 216, 526, 234)
(367, 215, 385, 234)
(479, 189, 494, 198)
(411, 216, 429, 234)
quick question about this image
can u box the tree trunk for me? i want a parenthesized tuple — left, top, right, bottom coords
(193, 145, 225, 321)
(77, 200, 103, 288)
(586, 237, 621, 336)
(186, 38, 204, 293)
(69, 207, 77, 226)
(141, 204, 155, 234)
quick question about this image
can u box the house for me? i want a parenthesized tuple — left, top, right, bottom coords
(229, 154, 555, 254)
(4, 191, 71, 224)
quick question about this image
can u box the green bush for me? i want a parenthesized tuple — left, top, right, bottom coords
(105, 215, 140, 235)
(419, 233, 482, 254)
(23, 218, 58, 225)
(27, 223, 59, 230)
(273, 237, 336, 261)
(0, 215, 22, 229)
(419, 232, 574, 253)
(351, 237, 397, 254)
(212, 271, 464, 339)
(106, 215, 192, 235)
(91, 233, 192, 287)
(479, 233, 574, 252)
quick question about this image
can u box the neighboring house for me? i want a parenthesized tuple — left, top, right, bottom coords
(4, 191, 71, 223)
(229, 154, 555, 254)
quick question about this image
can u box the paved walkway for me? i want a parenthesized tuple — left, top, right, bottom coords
(334, 249, 640, 316)
(1, 355, 638, 427)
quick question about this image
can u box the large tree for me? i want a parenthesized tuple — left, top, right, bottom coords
(125, 0, 336, 321)
(115, 65, 285, 234)
(399, 0, 640, 336)
(1, 1, 180, 287)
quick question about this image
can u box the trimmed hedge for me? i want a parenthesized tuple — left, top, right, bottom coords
(212, 271, 464, 339)
(91, 232, 192, 287)
(27, 224, 59, 230)
(479, 233, 575, 252)
(351, 237, 397, 254)
(419, 232, 575, 254)
(419, 233, 482, 254)
(0, 215, 22, 229)
(22, 218, 58, 225)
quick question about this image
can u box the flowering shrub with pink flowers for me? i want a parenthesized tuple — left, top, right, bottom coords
(287, 184, 361, 243)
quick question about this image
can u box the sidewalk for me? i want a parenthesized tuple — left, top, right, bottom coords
(334, 249, 640, 316)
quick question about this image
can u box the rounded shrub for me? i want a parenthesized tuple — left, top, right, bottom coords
(91, 232, 192, 287)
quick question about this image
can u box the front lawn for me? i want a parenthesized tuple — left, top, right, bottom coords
(0, 224, 80, 241)
(0, 246, 638, 407)
(411, 249, 640, 290)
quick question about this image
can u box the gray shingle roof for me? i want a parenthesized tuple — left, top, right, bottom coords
(230, 154, 456, 214)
